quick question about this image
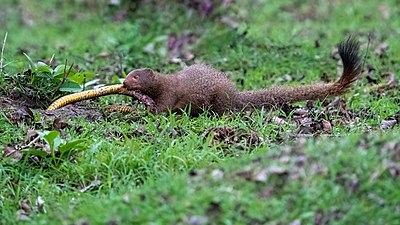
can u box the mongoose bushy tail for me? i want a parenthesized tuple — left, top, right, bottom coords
(237, 37, 362, 110)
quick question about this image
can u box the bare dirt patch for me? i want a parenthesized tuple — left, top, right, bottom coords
(1, 91, 104, 124)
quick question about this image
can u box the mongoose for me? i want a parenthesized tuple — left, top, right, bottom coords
(123, 37, 362, 116)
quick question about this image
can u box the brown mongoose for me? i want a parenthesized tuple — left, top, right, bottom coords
(123, 37, 362, 116)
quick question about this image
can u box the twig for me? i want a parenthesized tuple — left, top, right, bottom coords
(0, 32, 8, 74)
(49, 54, 55, 65)
(21, 136, 40, 149)
(118, 52, 123, 77)
(64, 62, 74, 85)
(82, 70, 86, 91)
(361, 33, 371, 72)
(52, 60, 74, 99)
(79, 180, 101, 193)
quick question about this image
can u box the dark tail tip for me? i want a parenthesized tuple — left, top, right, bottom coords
(337, 36, 362, 86)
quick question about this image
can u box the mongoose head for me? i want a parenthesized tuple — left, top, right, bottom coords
(123, 68, 156, 93)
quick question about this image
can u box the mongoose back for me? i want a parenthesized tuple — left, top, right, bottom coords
(123, 38, 362, 116)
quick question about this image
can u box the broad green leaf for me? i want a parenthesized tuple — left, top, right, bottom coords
(37, 62, 53, 73)
(40, 130, 61, 152)
(60, 80, 82, 93)
(53, 64, 66, 79)
(68, 72, 96, 84)
(37, 130, 51, 140)
(53, 136, 62, 152)
(59, 139, 85, 154)
(111, 75, 122, 84)
(35, 72, 53, 79)
(53, 64, 77, 82)
(22, 149, 48, 158)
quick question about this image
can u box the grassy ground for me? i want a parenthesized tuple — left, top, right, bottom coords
(1, 0, 399, 224)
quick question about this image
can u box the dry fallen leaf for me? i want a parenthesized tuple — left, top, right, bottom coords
(258, 186, 275, 199)
(16, 209, 30, 221)
(122, 193, 130, 204)
(273, 116, 288, 125)
(378, 4, 391, 20)
(206, 201, 222, 217)
(336, 173, 360, 193)
(53, 118, 69, 131)
(331, 47, 340, 60)
(17, 199, 32, 221)
(211, 169, 224, 181)
(9, 106, 33, 124)
(3, 145, 23, 162)
(289, 220, 301, 225)
(379, 141, 400, 160)
(26, 129, 38, 140)
(253, 169, 269, 182)
(185, 215, 209, 225)
(107, 218, 119, 225)
(235, 166, 253, 180)
(381, 119, 397, 129)
(220, 16, 239, 28)
(203, 126, 262, 150)
(314, 209, 343, 225)
(36, 196, 46, 213)
(79, 180, 101, 193)
(321, 119, 332, 133)
(187, 0, 214, 16)
(167, 32, 197, 62)
(384, 72, 399, 87)
(19, 199, 32, 213)
(74, 218, 90, 225)
(374, 42, 389, 57)
(236, 165, 288, 182)
(388, 163, 400, 178)
(314, 209, 324, 225)
(367, 193, 385, 206)
(98, 51, 110, 58)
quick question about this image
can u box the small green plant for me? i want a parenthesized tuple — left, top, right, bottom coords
(24, 53, 97, 92)
(23, 130, 86, 162)
(2, 53, 102, 107)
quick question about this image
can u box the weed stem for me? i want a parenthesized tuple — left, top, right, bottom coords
(0, 32, 8, 74)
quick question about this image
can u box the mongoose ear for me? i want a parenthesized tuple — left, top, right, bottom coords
(141, 68, 154, 77)
(127, 68, 154, 78)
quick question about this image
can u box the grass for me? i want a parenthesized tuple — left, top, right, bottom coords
(1, 0, 400, 224)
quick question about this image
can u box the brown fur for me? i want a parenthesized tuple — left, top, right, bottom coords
(123, 37, 362, 116)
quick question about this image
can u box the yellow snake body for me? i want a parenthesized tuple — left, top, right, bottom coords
(47, 84, 126, 110)
(105, 105, 135, 113)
